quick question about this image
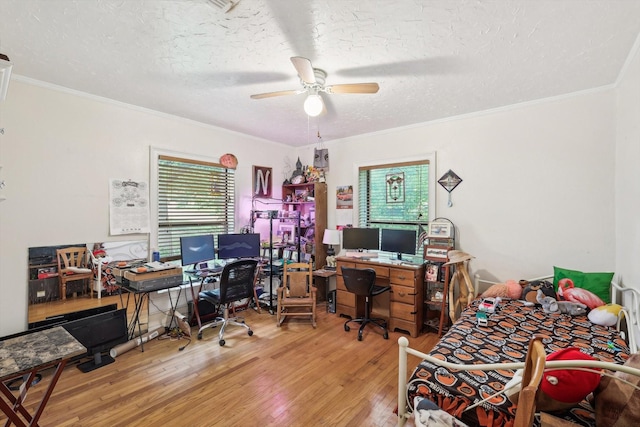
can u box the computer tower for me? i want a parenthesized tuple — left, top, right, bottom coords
(327, 290, 336, 313)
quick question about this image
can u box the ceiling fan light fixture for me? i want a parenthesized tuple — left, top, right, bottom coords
(304, 93, 323, 117)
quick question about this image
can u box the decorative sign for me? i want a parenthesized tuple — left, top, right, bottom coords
(438, 169, 463, 207)
(109, 179, 150, 235)
(385, 172, 405, 203)
(253, 166, 272, 198)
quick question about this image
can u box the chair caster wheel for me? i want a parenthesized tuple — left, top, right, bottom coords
(248, 330, 253, 336)
(357, 334, 363, 341)
(219, 339, 225, 346)
(344, 324, 350, 332)
(197, 333, 203, 340)
(383, 332, 389, 339)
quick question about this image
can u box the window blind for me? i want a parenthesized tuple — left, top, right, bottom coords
(157, 155, 235, 260)
(358, 160, 429, 251)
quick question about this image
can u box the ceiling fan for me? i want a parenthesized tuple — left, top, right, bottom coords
(250, 57, 380, 116)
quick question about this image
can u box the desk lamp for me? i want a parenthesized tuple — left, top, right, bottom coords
(322, 229, 340, 269)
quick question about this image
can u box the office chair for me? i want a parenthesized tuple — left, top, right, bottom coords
(277, 261, 317, 328)
(56, 247, 94, 300)
(196, 259, 259, 346)
(341, 266, 390, 341)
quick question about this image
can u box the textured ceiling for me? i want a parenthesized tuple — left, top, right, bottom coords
(1, 0, 639, 147)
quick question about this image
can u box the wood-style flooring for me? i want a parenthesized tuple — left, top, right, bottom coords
(8, 303, 438, 427)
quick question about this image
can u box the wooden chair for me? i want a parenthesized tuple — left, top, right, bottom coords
(56, 246, 93, 300)
(513, 335, 546, 427)
(277, 262, 317, 328)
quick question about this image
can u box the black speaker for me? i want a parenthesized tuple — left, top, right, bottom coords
(327, 290, 336, 313)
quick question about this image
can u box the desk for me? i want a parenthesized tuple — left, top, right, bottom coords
(0, 327, 86, 427)
(313, 268, 337, 310)
(120, 282, 182, 351)
(335, 257, 424, 337)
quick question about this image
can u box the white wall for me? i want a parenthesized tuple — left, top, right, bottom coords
(0, 80, 290, 335)
(0, 66, 632, 335)
(301, 89, 617, 284)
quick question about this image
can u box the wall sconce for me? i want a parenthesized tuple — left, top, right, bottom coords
(0, 54, 12, 101)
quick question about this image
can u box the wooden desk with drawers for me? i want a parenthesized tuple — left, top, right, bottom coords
(335, 256, 424, 337)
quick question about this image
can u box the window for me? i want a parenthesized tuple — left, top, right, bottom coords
(157, 155, 235, 260)
(358, 160, 430, 252)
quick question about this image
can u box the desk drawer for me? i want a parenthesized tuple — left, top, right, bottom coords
(369, 265, 389, 278)
(337, 261, 356, 270)
(390, 301, 418, 322)
(390, 268, 417, 286)
(336, 274, 347, 291)
(390, 284, 416, 305)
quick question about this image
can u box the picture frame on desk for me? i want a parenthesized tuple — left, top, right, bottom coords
(278, 224, 296, 244)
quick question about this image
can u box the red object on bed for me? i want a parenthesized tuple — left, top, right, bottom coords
(406, 299, 630, 427)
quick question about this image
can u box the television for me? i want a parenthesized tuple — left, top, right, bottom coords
(62, 308, 129, 373)
(380, 228, 417, 260)
(342, 227, 379, 251)
(180, 234, 216, 268)
(217, 233, 261, 259)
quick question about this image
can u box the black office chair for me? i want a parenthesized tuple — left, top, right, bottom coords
(341, 266, 390, 341)
(197, 259, 258, 346)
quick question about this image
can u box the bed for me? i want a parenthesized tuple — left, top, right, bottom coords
(397, 275, 640, 427)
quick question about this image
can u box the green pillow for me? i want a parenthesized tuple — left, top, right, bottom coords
(553, 266, 613, 304)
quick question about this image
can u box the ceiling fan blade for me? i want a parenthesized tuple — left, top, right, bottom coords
(325, 83, 380, 94)
(250, 89, 302, 99)
(290, 56, 316, 84)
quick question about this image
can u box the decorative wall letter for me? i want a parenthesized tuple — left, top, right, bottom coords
(253, 166, 272, 198)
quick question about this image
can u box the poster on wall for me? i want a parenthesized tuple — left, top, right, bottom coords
(109, 179, 150, 235)
(336, 185, 353, 209)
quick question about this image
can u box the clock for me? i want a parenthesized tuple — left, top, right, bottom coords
(291, 175, 306, 184)
(219, 153, 238, 169)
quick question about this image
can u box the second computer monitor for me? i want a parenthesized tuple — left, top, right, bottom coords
(380, 228, 417, 260)
(217, 233, 261, 259)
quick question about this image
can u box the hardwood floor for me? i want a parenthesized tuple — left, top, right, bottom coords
(6, 305, 437, 427)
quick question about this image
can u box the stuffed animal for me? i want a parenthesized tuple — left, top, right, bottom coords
(480, 280, 521, 300)
(521, 280, 556, 304)
(536, 290, 587, 316)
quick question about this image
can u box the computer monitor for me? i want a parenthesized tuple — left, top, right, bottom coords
(342, 227, 379, 251)
(217, 233, 261, 259)
(380, 228, 417, 260)
(62, 308, 128, 373)
(180, 234, 216, 268)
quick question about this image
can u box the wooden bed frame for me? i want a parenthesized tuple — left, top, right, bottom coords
(397, 276, 640, 427)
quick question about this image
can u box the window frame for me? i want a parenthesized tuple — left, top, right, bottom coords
(352, 152, 437, 238)
(150, 147, 236, 261)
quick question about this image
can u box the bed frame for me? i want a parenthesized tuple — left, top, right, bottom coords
(397, 276, 640, 426)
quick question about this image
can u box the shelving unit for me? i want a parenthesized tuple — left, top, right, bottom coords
(281, 181, 327, 269)
(423, 218, 456, 337)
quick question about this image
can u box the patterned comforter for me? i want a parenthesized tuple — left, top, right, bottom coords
(406, 299, 630, 426)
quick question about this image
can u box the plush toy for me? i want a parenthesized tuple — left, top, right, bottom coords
(480, 280, 521, 300)
(536, 290, 588, 316)
(557, 278, 605, 310)
(537, 348, 601, 412)
(588, 303, 624, 326)
(521, 280, 556, 304)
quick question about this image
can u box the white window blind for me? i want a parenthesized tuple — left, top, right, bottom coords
(358, 160, 429, 251)
(157, 155, 235, 260)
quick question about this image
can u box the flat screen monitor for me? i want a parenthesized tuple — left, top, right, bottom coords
(380, 228, 417, 259)
(62, 308, 128, 373)
(217, 233, 261, 259)
(180, 234, 215, 267)
(342, 227, 379, 251)
(28, 303, 118, 330)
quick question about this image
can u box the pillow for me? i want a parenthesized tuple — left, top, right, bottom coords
(553, 266, 613, 304)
